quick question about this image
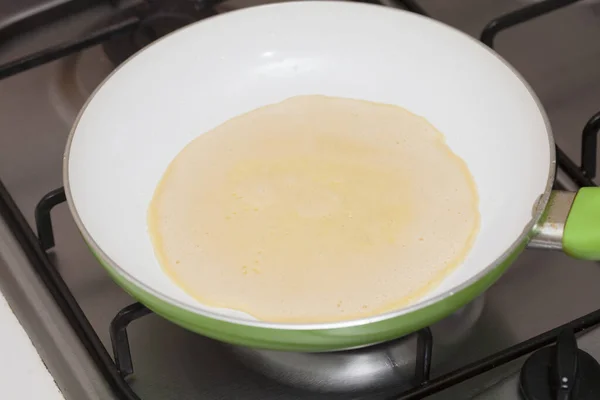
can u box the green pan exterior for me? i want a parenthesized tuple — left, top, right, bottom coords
(91, 239, 527, 352)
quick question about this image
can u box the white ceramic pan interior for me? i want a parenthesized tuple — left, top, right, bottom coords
(65, 2, 552, 325)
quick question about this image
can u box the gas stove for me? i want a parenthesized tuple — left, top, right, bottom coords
(2, 0, 600, 399)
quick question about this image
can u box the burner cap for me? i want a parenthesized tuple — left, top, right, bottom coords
(520, 329, 600, 400)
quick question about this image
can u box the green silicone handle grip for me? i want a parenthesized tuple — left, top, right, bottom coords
(563, 187, 600, 260)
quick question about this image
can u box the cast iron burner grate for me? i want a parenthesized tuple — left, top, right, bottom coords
(101, 0, 219, 66)
(2, 0, 600, 399)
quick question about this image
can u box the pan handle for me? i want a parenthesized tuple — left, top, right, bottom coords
(529, 188, 600, 259)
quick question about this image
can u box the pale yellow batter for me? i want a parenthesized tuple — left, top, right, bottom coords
(148, 95, 480, 323)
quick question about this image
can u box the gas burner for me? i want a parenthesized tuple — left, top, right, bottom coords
(102, 0, 218, 66)
(229, 296, 485, 393)
(520, 329, 600, 400)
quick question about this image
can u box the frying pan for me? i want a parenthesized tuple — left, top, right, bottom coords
(63, 1, 600, 352)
